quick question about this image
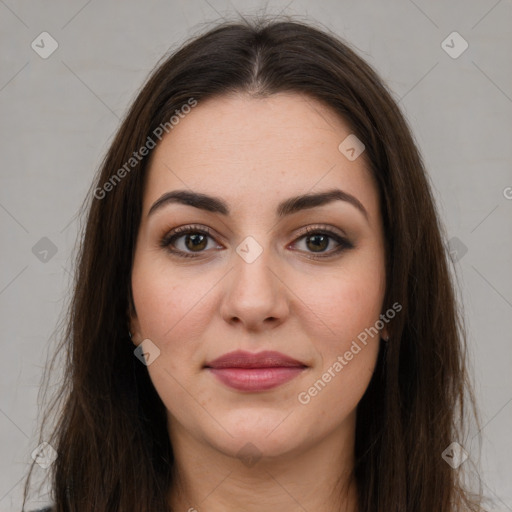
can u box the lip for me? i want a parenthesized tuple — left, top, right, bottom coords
(204, 350, 308, 392)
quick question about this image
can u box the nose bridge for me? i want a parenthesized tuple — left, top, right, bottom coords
(221, 234, 288, 325)
(233, 234, 279, 299)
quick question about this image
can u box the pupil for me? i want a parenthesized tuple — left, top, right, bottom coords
(187, 234, 207, 251)
(308, 234, 327, 252)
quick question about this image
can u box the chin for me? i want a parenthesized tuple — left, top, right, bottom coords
(204, 413, 307, 458)
(214, 433, 302, 464)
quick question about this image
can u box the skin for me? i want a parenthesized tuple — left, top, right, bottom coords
(129, 92, 388, 512)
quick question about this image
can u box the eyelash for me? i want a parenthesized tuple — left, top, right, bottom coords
(159, 223, 354, 260)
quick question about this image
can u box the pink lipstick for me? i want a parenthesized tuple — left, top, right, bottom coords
(204, 350, 307, 392)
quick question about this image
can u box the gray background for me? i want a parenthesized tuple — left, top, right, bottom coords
(1, 0, 511, 510)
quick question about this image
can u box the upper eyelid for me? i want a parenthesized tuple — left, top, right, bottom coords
(163, 223, 347, 242)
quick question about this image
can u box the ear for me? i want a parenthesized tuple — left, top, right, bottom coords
(129, 316, 142, 346)
(379, 316, 390, 341)
(127, 293, 142, 346)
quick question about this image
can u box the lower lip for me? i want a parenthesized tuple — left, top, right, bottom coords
(207, 367, 306, 391)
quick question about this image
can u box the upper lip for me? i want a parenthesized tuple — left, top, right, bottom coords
(204, 350, 307, 369)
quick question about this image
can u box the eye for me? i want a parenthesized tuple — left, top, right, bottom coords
(291, 225, 354, 260)
(160, 224, 221, 258)
(160, 224, 354, 259)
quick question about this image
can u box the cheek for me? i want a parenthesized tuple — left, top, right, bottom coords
(292, 254, 385, 409)
(299, 343, 379, 431)
(294, 258, 385, 344)
(131, 258, 210, 420)
(295, 275, 383, 420)
(131, 253, 206, 339)
(131, 254, 221, 383)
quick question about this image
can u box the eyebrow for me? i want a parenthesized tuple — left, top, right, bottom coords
(148, 188, 369, 221)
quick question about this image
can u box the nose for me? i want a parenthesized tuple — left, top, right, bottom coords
(219, 242, 290, 332)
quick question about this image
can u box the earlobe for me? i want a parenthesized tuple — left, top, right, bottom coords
(128, 319, 142, 346)
(127, 292, 141, 346)
(128, 312, 142, 346)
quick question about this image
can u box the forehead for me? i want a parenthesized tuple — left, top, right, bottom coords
(142, 92, 379, 224)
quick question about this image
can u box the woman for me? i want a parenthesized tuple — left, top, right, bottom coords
(24, 16, 486, 512)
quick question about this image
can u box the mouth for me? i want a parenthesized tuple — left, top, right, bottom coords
(204, 350, 308, 392)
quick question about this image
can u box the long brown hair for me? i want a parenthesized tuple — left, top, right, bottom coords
(24, 15, 485, 511)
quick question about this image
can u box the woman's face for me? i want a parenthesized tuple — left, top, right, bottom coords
(130, 92, 388, 461)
